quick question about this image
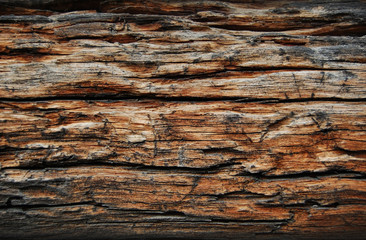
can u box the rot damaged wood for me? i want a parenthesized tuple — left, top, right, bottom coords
(0, 0, 366, 239)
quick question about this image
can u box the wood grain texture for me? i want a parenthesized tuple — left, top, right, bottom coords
(0, 0, 366, 239)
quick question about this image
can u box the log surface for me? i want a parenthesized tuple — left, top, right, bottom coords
(0, 0, 366, 239)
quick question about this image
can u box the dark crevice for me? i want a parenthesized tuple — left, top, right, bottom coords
(0, 201, 96, 210)
(209, 24, 308, 32)
(313, 24, 366, 37)
(209, 217, 292, 225)
(0, 158, 239, 174)
(0, 200, 292, 225)
(201, 147, 245, 155)
(0, 48, 65, 56)
(237, 168, 366, 180)
(1, 94, 366, 104)
(56, 35, 142, 44)
(203, 190, 277, 200)
(334, 146, 366, 159)
(148, 67, 348, 81)
(3, 159, 366, 180)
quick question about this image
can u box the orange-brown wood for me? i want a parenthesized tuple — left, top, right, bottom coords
(0, 0, 365, 239)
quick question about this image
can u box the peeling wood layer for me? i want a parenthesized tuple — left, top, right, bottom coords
(0, 0, 366, 239)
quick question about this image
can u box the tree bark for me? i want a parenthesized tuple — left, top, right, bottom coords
(0, 1, 366, 239)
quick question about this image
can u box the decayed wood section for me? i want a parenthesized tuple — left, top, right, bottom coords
(0, 0, 366, 239)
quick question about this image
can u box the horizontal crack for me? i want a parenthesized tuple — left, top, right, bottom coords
(237, 168, 366, 180)
(0, 201, 292, 225)
(334, 146, 366, 159)
(0, 201, 96, 210)
(145, 67, 346, 81)
(1, 96, 366, 104)
(209, 218, 291, 224)
(202, 190, 278, 200)
(1, 159, 239, 174)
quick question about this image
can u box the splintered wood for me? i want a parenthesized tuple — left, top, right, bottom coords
(0, 0, 365, 239)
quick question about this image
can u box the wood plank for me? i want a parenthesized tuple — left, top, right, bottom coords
(0, 3, 365, 100)
(1, 100, 366, 175)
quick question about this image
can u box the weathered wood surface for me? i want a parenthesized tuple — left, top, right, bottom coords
(0, 0, 366, 239)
